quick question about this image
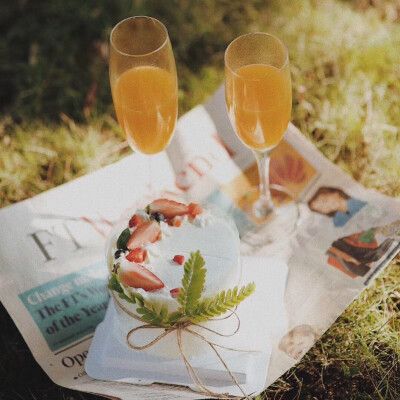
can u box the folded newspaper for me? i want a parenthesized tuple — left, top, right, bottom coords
(1, 86, 399, 399)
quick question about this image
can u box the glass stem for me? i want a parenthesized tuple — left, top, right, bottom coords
(253, 149, 274, 219)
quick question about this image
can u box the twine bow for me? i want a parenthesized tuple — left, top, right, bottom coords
(111, 291, 257, 399)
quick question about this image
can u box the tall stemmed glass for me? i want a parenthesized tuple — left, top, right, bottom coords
(110, 16, 178, 191)
(225, 32, 299, 242)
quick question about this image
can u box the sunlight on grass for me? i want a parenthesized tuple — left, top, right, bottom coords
(268, 0, 400, 197)
(0, 115, 128, 207)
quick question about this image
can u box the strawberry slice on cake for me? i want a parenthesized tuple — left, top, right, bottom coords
(127, 220, 161, 249)
(147, 199, 203, 219)
(109, 198, 239, 304)
(106, 196, 245, 360)
(147, 199, 189, 218)
(119, 262, 164, 291)
(129, 214, 146, 228)
(126, 248, 147, 263)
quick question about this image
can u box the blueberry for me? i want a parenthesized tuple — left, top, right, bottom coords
(151, 212, 165, 222)
(114, 249, 124, 259)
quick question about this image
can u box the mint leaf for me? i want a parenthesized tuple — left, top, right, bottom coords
(117, 228, 131, 249)
(359, 229, 374, 243)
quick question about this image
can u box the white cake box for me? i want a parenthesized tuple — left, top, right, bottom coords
(85, 256, 288, 397)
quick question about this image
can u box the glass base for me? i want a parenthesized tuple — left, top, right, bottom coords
(239, 184, 300, 257)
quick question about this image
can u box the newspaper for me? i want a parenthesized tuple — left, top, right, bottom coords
(1, 86, 399, 399)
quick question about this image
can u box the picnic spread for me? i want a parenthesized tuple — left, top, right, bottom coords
(0, 86, 399, 399)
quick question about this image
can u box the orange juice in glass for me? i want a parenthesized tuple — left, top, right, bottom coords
(225, 33, 299, 238)
(226, 63, 291, 150)
(113, 66, 177, 154)
(110, 17, 177, 156)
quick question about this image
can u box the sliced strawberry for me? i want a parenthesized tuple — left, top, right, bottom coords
(129, 214, 145, 228)
(126, 248, 147, 263)
(170, 288, 181, 299)
(188, 202, 203, 218)
(148, 199, 189, 219)
(173, 255, 185, 265)
(172, 217, 183, 227)
(119, 263, 164, 291)
(127, 220, 160, 250)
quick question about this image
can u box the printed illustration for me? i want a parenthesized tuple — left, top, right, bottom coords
(269, 140, 318, 197)
(270, 154, 307, 191)
(220, 139, 318, 223)
(326, 219, 400, 278)
(308, 186, 367, 227)
(279, 324, 318, 360)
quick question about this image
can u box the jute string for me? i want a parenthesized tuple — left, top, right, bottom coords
(111, 291, 257, 399)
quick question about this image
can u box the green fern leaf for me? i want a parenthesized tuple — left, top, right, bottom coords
(191, 282, 256, 320)
(141, 313, 156, 323)
(133, 292, 144, 307)
(108, 254, 256, 328)
(189, 314, 208, 324)
(167, 311, 184, 324)
(108, 273, 137, 304)
(135, 304, 171, 326)
(108, 273, 123, 293)
(233, 286, 238, 298)
(118, 292, 136, 304)
(177, 251, 206, 313)
(136, 307, 150, 315)
(150, 315, 164, 325)
(160, 305, 168, 319)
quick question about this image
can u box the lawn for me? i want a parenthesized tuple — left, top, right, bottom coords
(0, 0, 399, 399)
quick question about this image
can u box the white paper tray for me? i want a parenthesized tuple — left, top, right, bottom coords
(85, 256, 288, 397)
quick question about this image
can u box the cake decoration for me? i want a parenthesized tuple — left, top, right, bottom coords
(109, 250, 255, 326)
(106, 199, 256, 398)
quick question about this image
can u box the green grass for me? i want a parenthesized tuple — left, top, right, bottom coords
(263, 261, 400, 399)
(0, 0, 399, 399)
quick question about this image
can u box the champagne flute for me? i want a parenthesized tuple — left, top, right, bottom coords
(225, 32, 299, 242)
(110, 16, 178, 192)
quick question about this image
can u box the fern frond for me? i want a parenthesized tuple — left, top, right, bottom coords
(190, 282, 256, 321)
(118, 292, 136, 304)
(109, 273, 137, 304)
(108, 273, 123, 293)
(167, 311, 185, 325)
(108, 255, 256, 328)
(133, 292, 144, 307)
(136, 304, 168, 326)
(177, 251, 206, 313)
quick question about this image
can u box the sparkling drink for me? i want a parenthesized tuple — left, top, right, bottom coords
(224, 32, 300, 237)
(110, 16, 178, 156)
(225, 63, 291, 150)
(113, 66, 177, 155)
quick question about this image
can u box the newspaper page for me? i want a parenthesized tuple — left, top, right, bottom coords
(0, 86, 399, 399)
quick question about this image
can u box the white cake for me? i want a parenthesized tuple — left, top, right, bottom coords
(106, 199, 242, 358)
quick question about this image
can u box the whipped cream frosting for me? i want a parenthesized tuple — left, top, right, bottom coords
(108, 207, 241, 311)
(107, 205, 242, 358)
